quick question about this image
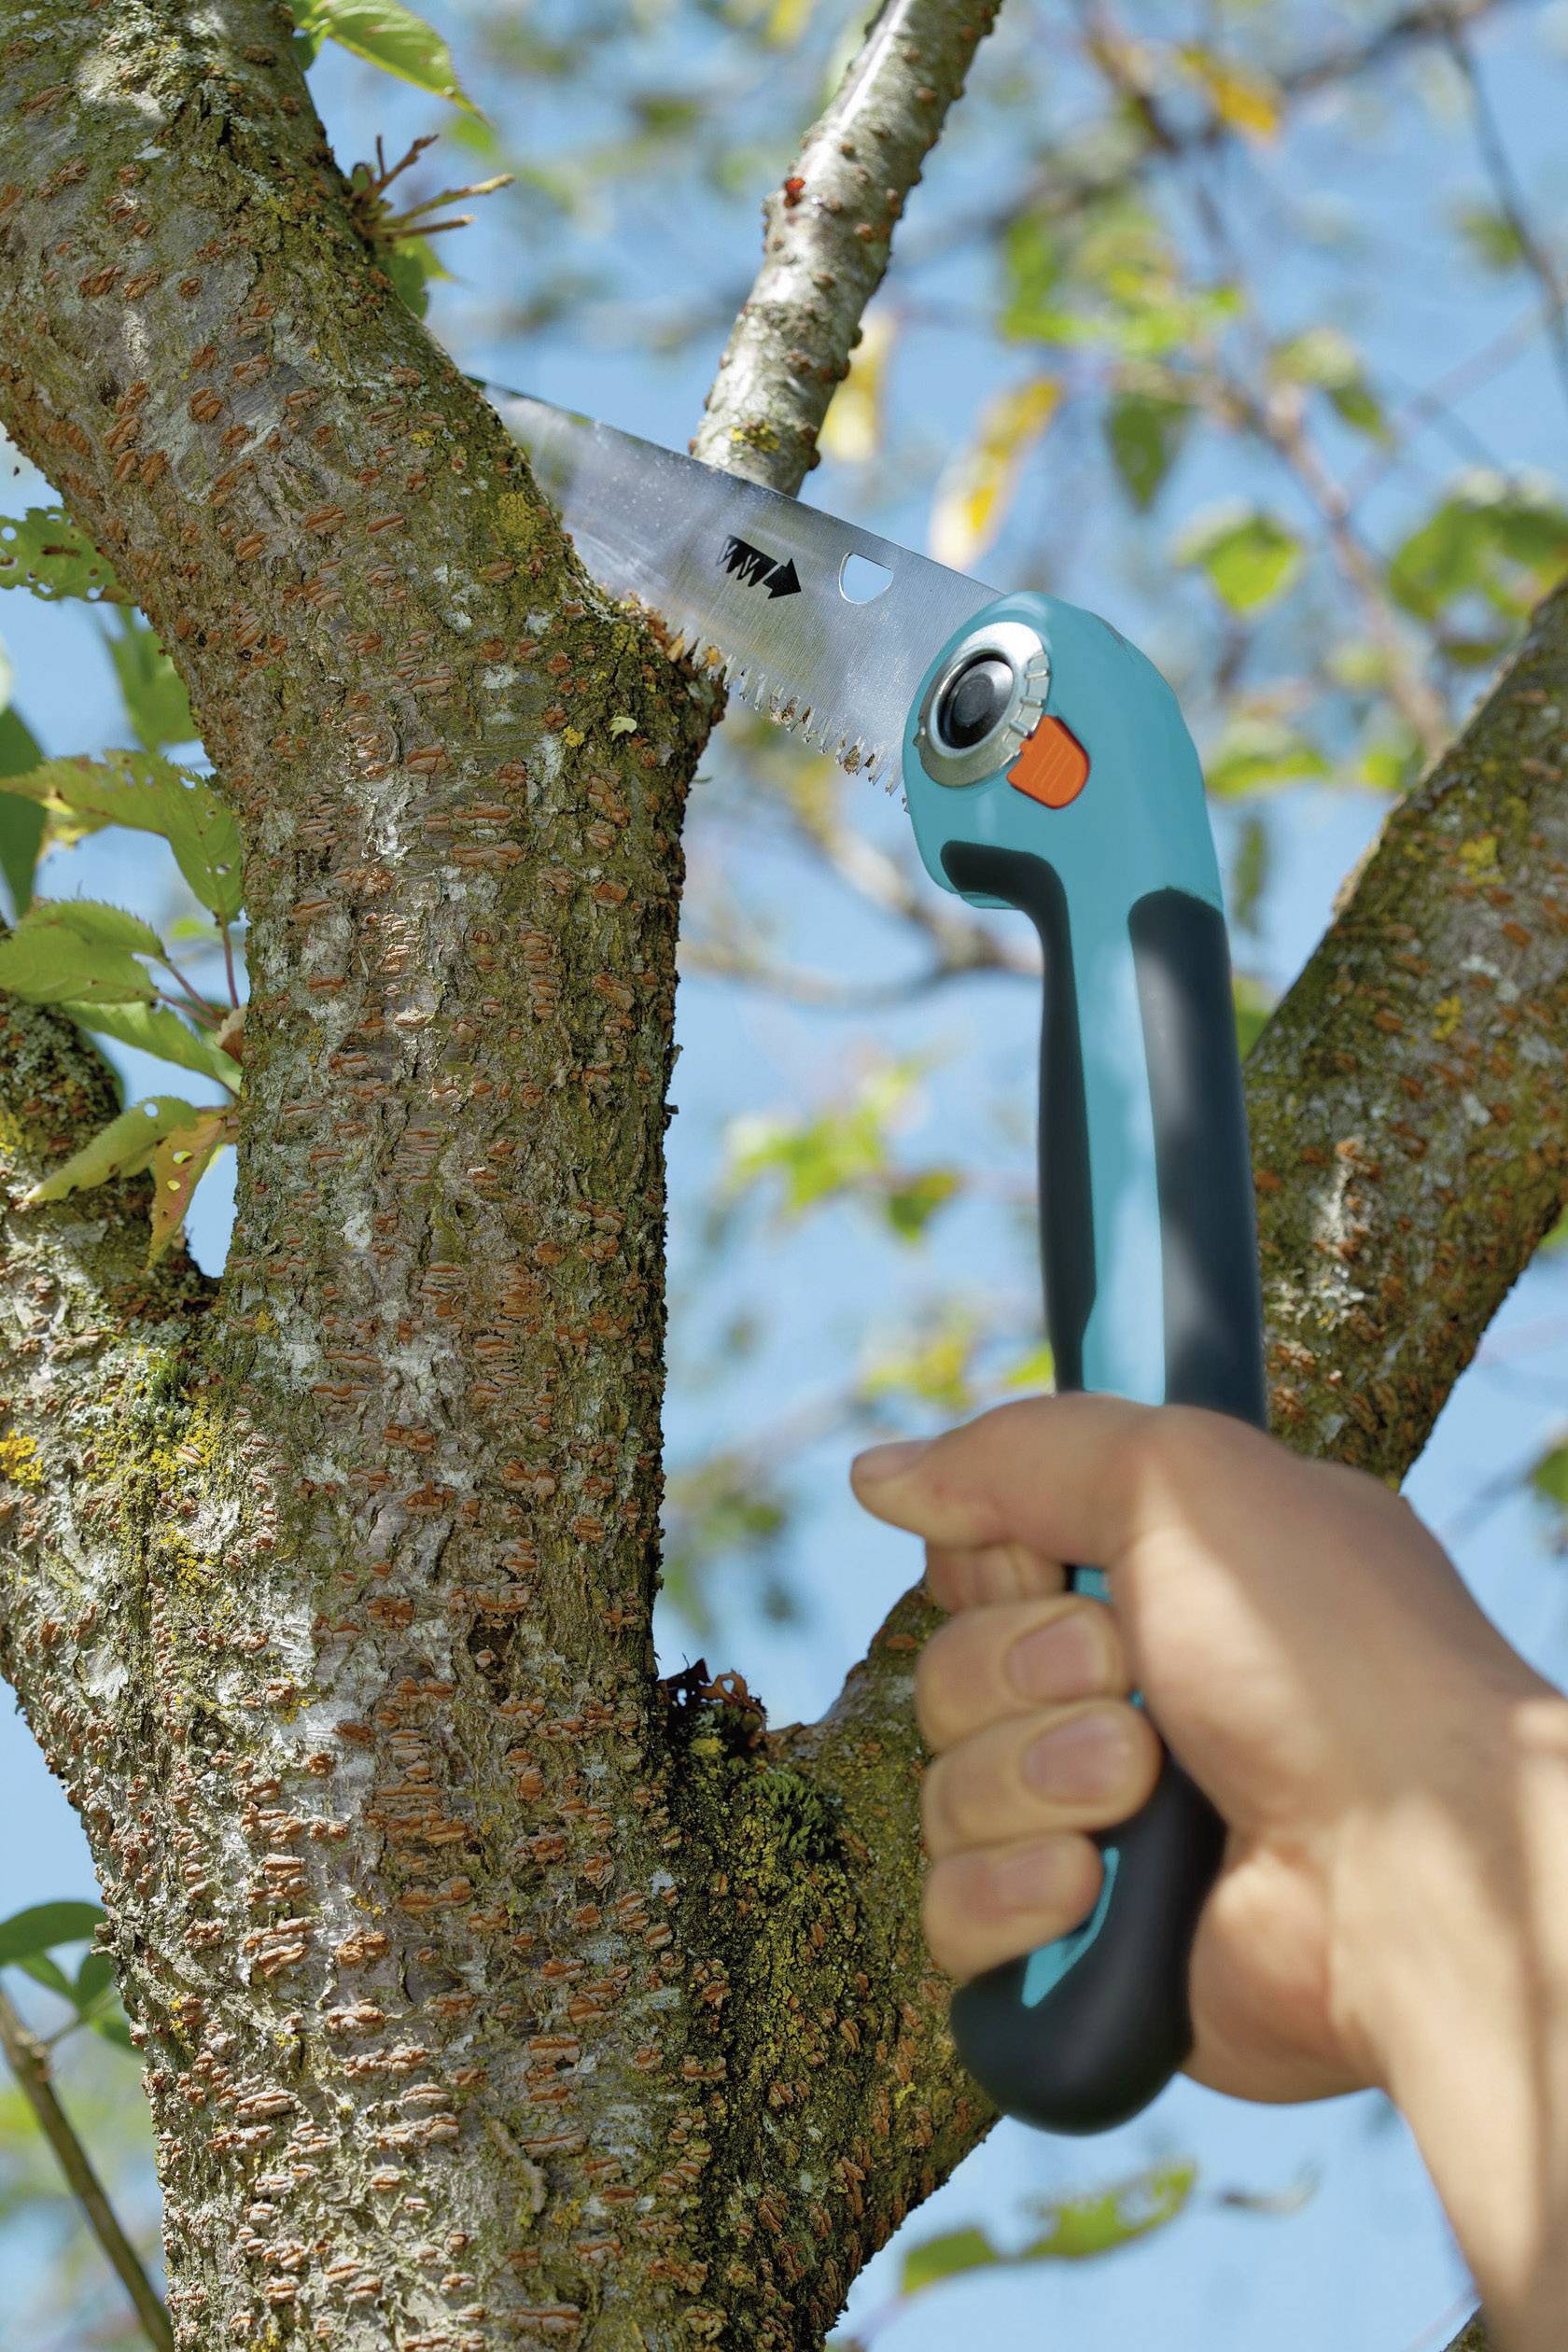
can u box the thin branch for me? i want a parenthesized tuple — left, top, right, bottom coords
(693, 0, 1004, 491)
(0, 1981, 172, 2352)
(909, 0, 1520, 266)
(1444, 22, 1568, 418)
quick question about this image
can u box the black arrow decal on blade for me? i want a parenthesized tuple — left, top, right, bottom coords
(721, 534, 802, 597)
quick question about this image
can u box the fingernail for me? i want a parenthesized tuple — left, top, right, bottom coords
(1008, 1615, 1101, 1703)
(851, 1438, 930, 1485)
(1024, 1710, 1132, 1803)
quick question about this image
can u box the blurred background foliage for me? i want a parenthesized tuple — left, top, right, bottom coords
(4, 0, 1568, 2344)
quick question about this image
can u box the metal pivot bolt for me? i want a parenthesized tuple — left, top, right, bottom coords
(915, 619, 1051, 790)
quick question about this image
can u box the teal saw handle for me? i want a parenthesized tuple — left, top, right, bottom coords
(903, 592, 1267, 2134)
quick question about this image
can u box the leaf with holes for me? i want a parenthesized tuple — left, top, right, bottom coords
(293, 0, 480, 110)
(0, 924, 156, 1007)
(1022, 2162, 1197, 2259)
(63, 1001, 241, 1090)
(0, 510, 122, 602)
(26, 1096, 205, 1205)
(147, 1106, 237, 1264)
(0, 753, 244, 921)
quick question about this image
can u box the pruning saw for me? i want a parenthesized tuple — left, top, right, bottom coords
(495, 386, 1268, 2136)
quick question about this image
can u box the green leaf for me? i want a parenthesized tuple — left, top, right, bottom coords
(0, 1901, 105, 1967)
(1, 753, 244, 920)
(884, 1167, 960, 1241)
(900, 2226, 1000, 2294)
(1104, 388, 1191, 511)
(0, 706, 47, 915)
(1207, 717, 1331, 798)
(1022, 2161, 1197, 2259)
(1454, 203, 1527, 273)
(0, 509, 122, 603)
(63, 1001, 240, 1089)
(1531, 1438, 1568, 1521)
(17, 1953, 74, 2000)
(1387, 476, 1568, 624)
(1176, 503, 1304, 613)
(103, 610, 197, 752)
(1271, 327, 1387, 440)
(1229, 812, 1270, 935)
(26, 1095, 204, 1204)
(1000, 214, 1064, 343)
(382, 239, 435, 318)
(293, 0, 480, 111)
(74, 1949, 116, 2011)
(25, 898, 165, 959)
(0, 924, 155, 1007)
(91, 2009, 136, 2051)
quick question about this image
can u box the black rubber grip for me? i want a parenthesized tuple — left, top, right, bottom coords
(940, 847, 1266, 2133)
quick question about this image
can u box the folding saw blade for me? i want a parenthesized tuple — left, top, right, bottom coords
(494, 389, 997, 782)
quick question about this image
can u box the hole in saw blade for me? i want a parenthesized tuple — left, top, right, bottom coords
(837, 552, 893, 605)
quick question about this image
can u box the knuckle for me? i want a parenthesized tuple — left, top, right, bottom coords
(914, 1620, 969, 1748)
(920, 1859, 973, 1978)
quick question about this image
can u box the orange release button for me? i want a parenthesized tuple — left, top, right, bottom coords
(1007, 716, 1090, 809)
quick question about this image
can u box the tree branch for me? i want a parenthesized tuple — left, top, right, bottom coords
(692, 0, 1002, 491)
(0, 1981, 173, 2352)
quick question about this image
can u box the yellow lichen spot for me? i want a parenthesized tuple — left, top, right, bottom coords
(562, 726, 585, 749)
(1432, 993, 1463, 1042)
(0, 1431, 41, 1487)
(496, 492, 548, 557)
(1458, 833, 1499, 881)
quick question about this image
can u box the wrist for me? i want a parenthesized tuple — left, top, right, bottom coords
(1338, 1676, 1568, 2088)
(1335, 1676, 1568, 2344)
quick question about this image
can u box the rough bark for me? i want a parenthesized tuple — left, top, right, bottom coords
(692, 0, 1001, 491)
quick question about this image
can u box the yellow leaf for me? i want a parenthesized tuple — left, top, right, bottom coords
(147, 1107, 236, 1266)
(767, 0, 819, 38)
(1177, 45, 1281, 140)
(820, 313, 896, 467)
(929, 380, 1061, 572)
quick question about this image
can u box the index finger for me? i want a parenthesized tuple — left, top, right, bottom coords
(849, 1393, 1157, 1568)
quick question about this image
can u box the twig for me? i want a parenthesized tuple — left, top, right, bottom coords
(909, 0, 1519, 267)
(0, 1980, 172, 2352)
(693, 0, 1004, 493)
(1444, 22, 1568, 418)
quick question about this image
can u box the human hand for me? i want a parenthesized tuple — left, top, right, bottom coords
(851, 1396, 1553, 2107)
